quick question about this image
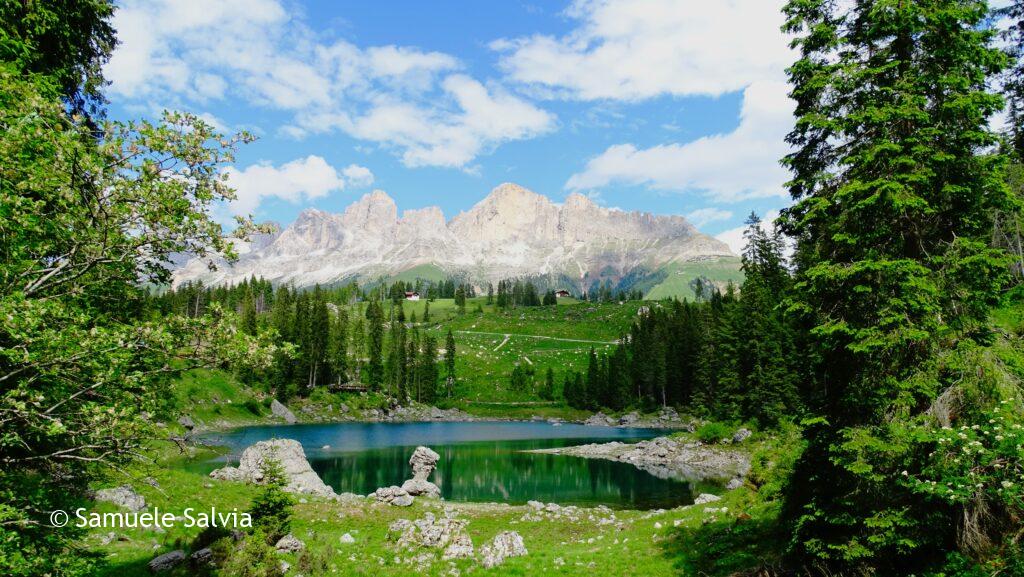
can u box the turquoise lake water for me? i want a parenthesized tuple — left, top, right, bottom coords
(193, 421, 717, 509)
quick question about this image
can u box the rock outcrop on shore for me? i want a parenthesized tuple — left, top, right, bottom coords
(528, 435, 749, 481)
(401, 446, 441, 497)
(581, 407, 696, 430)
(209, 439, 335, 497)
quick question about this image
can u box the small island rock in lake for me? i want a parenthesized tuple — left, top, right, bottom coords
(209, 439, 334, 497)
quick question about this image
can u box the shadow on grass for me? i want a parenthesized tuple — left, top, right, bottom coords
(660, 506, 788, 577)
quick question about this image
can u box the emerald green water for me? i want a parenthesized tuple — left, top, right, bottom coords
(192, 421, 715, 509)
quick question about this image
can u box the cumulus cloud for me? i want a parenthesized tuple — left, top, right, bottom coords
(106, 0, 553, 169)
(494, 0, 791, 101)
(685, 207, 733, 228)
(493, 0, 795, 202)
(224, 156, 373, 215)
(567, 81, 793, 201)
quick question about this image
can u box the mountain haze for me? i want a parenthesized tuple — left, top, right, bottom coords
(172, 183, 737, 293)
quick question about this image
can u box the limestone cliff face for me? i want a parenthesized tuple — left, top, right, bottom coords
(172, 183, 734, 289)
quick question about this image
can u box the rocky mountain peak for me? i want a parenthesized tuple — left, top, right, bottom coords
(173, 182, 735, 291)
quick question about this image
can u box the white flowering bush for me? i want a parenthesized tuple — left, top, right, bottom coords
(908, 399, 1023, 511)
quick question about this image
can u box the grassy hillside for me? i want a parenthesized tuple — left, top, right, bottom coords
(644, 258, 743, 300)
(372, 298, 646, 403)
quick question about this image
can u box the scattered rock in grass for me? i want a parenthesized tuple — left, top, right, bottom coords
(274, 534, 305, 553)
(340, 533, 356, 544)
(389, 511, 472, 558)
(189, 547, 213, 567)
(726, 477, 744, 490)
(442, 532, 474, 560)
(480, 531, 527, 568)
(148, 550, 185, 573)
(270, 399, 296, 424)
(732, 428, 753, 443)
(94, 485, 146, 512)
(402, 478, 441, 498)
(373, 486, 414, 506)
(177, 415, 195, 430)
(694, 493, 721, 505)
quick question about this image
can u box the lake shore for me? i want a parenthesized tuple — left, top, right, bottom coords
(526, 435, 751, 482)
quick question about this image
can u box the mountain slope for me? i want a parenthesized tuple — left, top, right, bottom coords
(173, 183, 737, 294)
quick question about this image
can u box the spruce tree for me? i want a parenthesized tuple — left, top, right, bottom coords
(365, 300, 384, 390)
(780, 1, 1009, 572)
(328, 308, 348, 384)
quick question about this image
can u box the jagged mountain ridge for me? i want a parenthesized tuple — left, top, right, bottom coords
(172, 183, 735, 291)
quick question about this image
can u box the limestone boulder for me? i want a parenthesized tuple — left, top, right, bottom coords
(94, 485, 146, 512)
(209, 439, 334, 497)
(480, 531, 527, 568)
(270, 399, 296, 424)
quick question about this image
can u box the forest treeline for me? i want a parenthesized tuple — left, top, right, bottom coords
(562, 215, 803, 428)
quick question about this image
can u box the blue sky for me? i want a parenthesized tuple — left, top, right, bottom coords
(104, 0, 795, 253)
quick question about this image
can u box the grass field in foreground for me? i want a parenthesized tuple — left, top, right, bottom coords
(89, 429, 789, 577)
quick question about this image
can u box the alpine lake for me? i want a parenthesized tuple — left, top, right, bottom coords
(187, 421, 723, 509)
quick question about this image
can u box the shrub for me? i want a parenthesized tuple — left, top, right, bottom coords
(696, 422, 733, 444)
(242, 398, 262, 415)
(219, 530, 283, 577)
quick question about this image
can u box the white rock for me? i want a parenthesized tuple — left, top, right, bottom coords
(94, 486, 146, 512)
(339, 533, 356, 544)
(270, 399, 296, 424)
(694, 493, 721, 505)
(209, 439, 334, 497)
(274, 534, 305, 553)
(480, 531, 527, 568)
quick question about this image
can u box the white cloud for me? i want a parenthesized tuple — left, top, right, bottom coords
(223, 156, 373, 215)
(342, 164, 375, 188)
(685, 207, 733, 228)
(492, 0, 796, 202)
(566, 81, 793, 201)
(106, 0, 553, 169)
(494, 0, 791, 101)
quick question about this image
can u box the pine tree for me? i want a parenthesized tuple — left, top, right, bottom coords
(540, 367, 555, 401)
(419, 335, 439, 404)
(328, 308, 348, 384)
(241, 292, 257, 336)
(306, 287, 329, 388)
(780, 1, 1009, 572)
(365, 300, 384, 390)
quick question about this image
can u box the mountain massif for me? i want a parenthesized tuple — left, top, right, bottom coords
(172, 183, 738, 295)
